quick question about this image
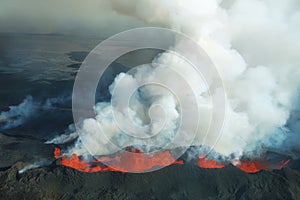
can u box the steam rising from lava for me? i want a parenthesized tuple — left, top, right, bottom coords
(48, 0, 300, 171)
(107, 0, 300, 156)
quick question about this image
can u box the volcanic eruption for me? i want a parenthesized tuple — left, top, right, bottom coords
(42, 0, 300, 174)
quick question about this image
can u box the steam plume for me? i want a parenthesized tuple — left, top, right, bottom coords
(0, 96, 37, 129)
(0, 95, 70, 130)
(48, 0, 300, 160)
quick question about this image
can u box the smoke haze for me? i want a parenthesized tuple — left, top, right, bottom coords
(0, 0, 146, 35)
(0, 95, 70, 130)
(13, 0, 300, 160)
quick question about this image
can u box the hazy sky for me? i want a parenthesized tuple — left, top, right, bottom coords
(0, 0, 147, 36)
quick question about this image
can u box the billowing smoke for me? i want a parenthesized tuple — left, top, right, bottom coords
(48, 0, 300, 160)
(0, 95, 70, 130)
(0, 96, 37, 129)
(45, 124, 77, 144)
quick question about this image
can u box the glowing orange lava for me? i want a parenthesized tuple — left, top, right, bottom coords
(59, 153, 117, 173)
(54, 147, 184, 173)
(96, 151, 184, 172)
(197, 157, 225, 169)
(54, 148, 290, 173)
(236, 161, 268, 173)
(54, 147, 60, 159)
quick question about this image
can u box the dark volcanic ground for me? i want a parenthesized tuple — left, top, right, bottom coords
(1, 132, 300, 200)
(2, 156, 300, 200)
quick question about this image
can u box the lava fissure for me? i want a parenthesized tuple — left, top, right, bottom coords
(54, 148, 290, 173)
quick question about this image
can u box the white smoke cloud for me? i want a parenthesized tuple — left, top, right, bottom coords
(0, 96, 38, 129)
(47, 0, 300, 159)
(0, 95, 70, 130)
(45, 124, 77, 144)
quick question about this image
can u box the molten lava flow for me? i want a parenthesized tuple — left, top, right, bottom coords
(54, 148, 118, 172)
(97, 151, 184, 172)
(235, 159, 291, 173)
(196, 156, 291, 173)
(197, 157, 225, 169)
(54, 148, 184, 173)
(59, 154, 118, 173)
(54, 147, 60, 159)
(54, 148, 291, 173)
(236, 161, 268, 173)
